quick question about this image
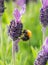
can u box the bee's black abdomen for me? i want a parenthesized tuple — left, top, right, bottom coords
(21, 36, 29, 41)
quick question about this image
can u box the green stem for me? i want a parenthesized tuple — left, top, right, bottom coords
(12, 39, 20, 65)
(12, 41, 16, 65)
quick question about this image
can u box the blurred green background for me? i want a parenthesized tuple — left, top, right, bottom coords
(0, 0, 48, 65)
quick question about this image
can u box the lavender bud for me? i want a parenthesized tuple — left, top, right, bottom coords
(8, 20, 23, 41)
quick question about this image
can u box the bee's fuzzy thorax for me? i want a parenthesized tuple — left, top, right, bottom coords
(26, 30, 32, 38)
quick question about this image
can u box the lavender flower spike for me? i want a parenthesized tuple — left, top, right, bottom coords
(40, 0, 48, 27)
(34, 37, 48, 65)
(34, 50, 48, 65)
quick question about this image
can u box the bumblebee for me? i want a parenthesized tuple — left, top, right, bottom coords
(21, 30, 32, 41)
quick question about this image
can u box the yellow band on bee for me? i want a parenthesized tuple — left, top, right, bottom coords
(27, 30, 32, 37)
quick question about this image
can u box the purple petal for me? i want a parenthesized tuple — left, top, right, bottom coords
(42, 0, 48, 8)
(20, 4, 26, 15)
(17, 0, 26, 6)
(42, 37, 48, 53)
(13, 8, 21, 22)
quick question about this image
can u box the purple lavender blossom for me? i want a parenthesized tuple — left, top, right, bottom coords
(8, 5, 26, 41)
(8, 5, 26, 40)
(40, 0, 48, 27)
(8, 20, 23, 41)
(34, 50, 48, 65)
